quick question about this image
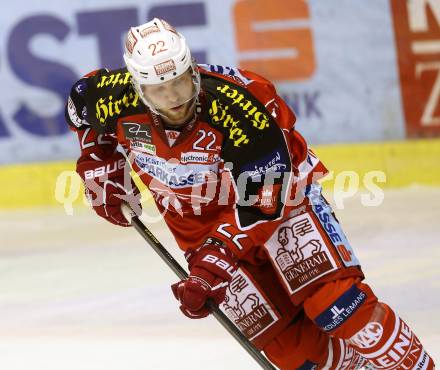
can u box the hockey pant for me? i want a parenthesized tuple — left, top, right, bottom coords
(263, 278, 435, 369)
(219, 184, 435, 369)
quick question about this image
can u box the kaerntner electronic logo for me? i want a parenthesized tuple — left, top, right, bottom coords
(391, 0, 440, 137)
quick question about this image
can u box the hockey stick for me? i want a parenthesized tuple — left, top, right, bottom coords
(121, 203, 277, 370)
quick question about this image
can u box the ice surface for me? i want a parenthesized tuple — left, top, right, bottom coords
(0, 186, 439, 369)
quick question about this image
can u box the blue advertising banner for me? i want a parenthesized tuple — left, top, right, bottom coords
(0, 0, 405, 164)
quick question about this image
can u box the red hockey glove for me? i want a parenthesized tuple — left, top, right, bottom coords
(77, 152, 142, 227)
(171, 238, 237, 319)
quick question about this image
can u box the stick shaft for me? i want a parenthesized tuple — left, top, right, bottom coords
(123, 205, 276, 370)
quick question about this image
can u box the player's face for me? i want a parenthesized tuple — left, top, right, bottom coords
(141, 69, 196, 126)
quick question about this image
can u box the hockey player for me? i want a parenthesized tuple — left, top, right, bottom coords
(65, 18, 435, 370)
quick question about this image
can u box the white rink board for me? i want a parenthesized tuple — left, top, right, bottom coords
(0, 187, 439, 369)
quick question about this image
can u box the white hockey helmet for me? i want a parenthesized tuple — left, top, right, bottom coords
(123, 18, 200, 115)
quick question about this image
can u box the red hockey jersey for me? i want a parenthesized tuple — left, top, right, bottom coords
(66, 64, 327, 261)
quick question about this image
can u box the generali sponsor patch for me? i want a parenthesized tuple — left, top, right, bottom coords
(264, 212, 338, 295)
(220, 268, 280, 340)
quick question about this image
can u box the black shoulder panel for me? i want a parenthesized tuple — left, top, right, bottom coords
(83, 67, 146, 134)
(200, 73, 292, 227)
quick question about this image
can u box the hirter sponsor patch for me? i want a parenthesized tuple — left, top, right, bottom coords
(314, 284, 367, 333)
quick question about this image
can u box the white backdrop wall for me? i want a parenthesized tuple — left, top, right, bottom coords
(0, 0, 405, 164)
